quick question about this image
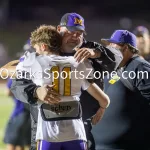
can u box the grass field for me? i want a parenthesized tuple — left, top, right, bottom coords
(0, 84, 14, 150)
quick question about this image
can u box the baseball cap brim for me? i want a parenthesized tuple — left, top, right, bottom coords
(101, 38, 139, 51)
(101, 39, 120, 45)
(66, 26, 87, 34)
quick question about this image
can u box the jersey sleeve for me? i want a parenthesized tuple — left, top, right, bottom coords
(81, 79, 91, 90)
(16, 52, 41, 80)
(16, 60, 31, 80)
(83, 60, 94, 80)
(81, 60, 93, 90)
(16, 61, 26, 72)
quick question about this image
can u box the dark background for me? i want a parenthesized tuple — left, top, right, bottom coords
(7, 0, 150, 19)
(0, 0, 150, 64)
(0, 1, 150, 149)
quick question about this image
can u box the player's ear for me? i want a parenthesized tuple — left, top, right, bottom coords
(57, 26, 65, 36)
(121, 44, 128, 53)
(57, 25, 61, 32)
(41, 44, 47, 51)
(122, 44, 128, 53)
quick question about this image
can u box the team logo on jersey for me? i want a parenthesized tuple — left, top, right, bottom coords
(50, 104, 72, 115)
(109, 74, 120, 84)
(74, 17, 83, 26)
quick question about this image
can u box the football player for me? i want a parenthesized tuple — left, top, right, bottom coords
(16, 25, 110, 150)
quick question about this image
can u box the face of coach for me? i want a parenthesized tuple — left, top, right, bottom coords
(57, 13, 85, 53)
(101, 30, 139, 68)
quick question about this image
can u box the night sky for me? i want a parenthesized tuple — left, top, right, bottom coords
(8, 0, 150, 20)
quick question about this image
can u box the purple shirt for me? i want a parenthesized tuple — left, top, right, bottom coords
(7, 78, 25, 118)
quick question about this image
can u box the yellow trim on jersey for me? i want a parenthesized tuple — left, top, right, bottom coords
(51, 66, 59, 93)
(63, 67, 71, 96)
(36, 141, 39, 150)
(51, 66, 71, 96)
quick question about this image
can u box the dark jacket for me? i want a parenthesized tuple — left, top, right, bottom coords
(92, 55, 150, 150)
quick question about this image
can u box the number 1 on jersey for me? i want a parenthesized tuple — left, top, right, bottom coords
(63, 67, 71, 96)
(51, 66, 71, 96)
(51, 66, 59, 93)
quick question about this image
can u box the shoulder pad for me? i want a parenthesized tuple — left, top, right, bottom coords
(23, 51, 37, 67)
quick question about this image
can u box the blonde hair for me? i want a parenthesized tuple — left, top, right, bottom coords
(30, 25, 62, 52)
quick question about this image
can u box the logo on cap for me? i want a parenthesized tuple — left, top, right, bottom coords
(74, 17, 83, 26)
(60, 22, 66, 26)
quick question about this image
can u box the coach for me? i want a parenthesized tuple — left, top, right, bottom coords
(92, 30, 150, 150)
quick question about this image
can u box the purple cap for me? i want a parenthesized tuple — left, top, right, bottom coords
(101, 30, 138, 51)
(133, 26, 149, 36)
(60, 13, 85, 33)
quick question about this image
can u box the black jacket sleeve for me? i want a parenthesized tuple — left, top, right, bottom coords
(134, 62, 150, 100)
(81, 41, 123, 73)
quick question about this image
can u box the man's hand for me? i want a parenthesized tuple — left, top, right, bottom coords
(0, 60, 19, 78)
(74, 48, 100, 63)
(35, 85, 61, 104)
(91, 107, 105, 125)
(2, 60, 19, 67)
